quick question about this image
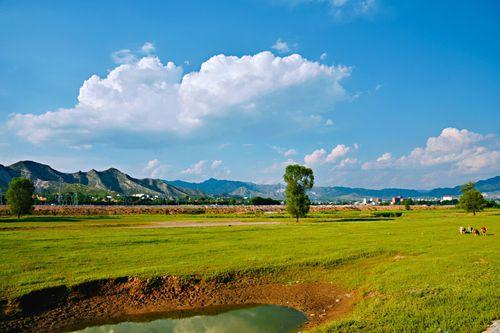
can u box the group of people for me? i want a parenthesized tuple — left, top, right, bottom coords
(459, 225, 487, 236)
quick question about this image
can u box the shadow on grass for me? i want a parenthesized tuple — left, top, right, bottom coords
(0, 215, 117, 223)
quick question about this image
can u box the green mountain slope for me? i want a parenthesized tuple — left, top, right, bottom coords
(0, 161, 202, 199)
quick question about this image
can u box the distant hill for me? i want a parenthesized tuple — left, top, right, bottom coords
(167, 176, 500, 201)
(1, 160, 498, 201)
(168, 178, 285, 198)
(422, 176, 500, 198)
(0, 161, 203, 199)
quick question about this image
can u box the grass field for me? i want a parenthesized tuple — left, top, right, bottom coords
(0, 208, 499, 332)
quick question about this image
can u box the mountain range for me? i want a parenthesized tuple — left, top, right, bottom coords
(168, 177, 500, 201)
(0, 161, 202, 199)
(1, 161, 499, 200)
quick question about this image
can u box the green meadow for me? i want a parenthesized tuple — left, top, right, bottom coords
(0, 208, 499, 332)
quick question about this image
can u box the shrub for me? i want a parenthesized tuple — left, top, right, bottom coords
(373, 212, 403, 218)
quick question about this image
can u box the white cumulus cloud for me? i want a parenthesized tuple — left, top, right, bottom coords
(271, 146, 298, 157)
(111, 49, 136, 64)
(304, 144, 352, 166)
(182, 160, 207, 175)
(181, 159, 230, 181)
(337, 157, 358, 169)
(7, 50, 350, 147)
(272, 38, 291, 53)
(112, 42, 155, 64)
(304, 148, 326, 166)
(143, 158, 171, 178)
(211, 160, 223, 169)
(362, 128, 500, 175)
(284, 149, 298, 157)
(140, 42, 155, 54)
(326, 144, 350, 162)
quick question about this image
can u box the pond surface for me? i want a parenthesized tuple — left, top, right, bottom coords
(71, 304, 307, 333)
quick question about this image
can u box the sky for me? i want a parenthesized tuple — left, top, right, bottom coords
(0, 0, 499, 188)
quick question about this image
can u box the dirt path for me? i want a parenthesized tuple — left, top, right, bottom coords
(0, 275, 354, 332)
(484, 320, 500, 333)
(133, 221, 282, 228)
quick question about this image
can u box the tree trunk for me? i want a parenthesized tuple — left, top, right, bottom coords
(473, 210, 476, 216)
(296, 216, 299, 223)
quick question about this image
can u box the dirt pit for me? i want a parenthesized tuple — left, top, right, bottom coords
(0, 275, 354, 332)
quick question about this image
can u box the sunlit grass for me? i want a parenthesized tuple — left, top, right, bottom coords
(0, 208, 498, 332)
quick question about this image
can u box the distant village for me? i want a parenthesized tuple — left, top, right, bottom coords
(0, 193, 476, 207)
(351, 195, 458, 206)
(1, 188, 498, 207)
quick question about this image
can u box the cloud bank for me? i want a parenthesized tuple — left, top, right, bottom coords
(362, 128, 499, 175)
(296, 128, 499, 188)
(8, 49, 350, 147)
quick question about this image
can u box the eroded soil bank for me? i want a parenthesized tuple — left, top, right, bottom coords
(0, 275, 354, 333)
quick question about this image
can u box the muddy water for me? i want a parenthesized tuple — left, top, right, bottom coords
(71, 304, 307, 333)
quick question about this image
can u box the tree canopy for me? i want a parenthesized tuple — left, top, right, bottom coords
(457, 181, 486, 215)
(283, 164, 314, 222)
(6, 177, 35, 218)
(250, 196, 281, 205)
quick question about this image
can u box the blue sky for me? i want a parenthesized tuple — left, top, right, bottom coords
(0, 0, 499, 188)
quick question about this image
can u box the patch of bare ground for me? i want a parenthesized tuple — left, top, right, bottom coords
(484, 320, 500, 333)
(393, 254, 406, 261)
(134, 221, 282, 228)
(0, 275, 354, 333)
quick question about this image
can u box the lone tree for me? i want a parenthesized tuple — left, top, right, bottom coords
(458, 181, 486, 215)
(283, 164, 314, 222)
(403, 198, 413, 211)
(6, 177, 35, 218)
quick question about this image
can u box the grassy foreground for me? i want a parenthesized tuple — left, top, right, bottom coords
(0, 208, 499, 332)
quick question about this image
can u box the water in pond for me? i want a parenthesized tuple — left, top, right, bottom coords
(71, 304, 307, 333)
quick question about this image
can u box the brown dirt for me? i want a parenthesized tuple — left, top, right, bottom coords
(483, 320, 500, 333)
(0, 275, 355, 333)
(0, 204, 450, 216)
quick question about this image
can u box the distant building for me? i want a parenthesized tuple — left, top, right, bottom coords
(34, 194, 47, 203)
(442, 195, 454, 201)
(131, 193, 152, 199)
(391, 196, 403, 205)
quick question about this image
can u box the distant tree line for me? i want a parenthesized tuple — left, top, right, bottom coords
(250, 196, 282, 205)
(28, 191, 283, 206)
